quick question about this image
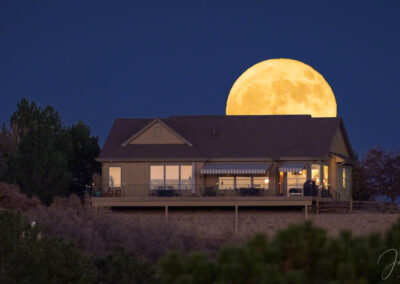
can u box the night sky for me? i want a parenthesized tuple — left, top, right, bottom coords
(1, 1, 399, 154)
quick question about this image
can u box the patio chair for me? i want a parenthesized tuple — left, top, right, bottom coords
(239, 188, 249, 196)
(203, 186, 218, 197)
(289, 188, 303, 196)
(217, 188, 227, 196)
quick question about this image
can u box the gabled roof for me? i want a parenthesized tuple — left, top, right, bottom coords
(121, 118, 193, 146)
(98, 115, 353, 161)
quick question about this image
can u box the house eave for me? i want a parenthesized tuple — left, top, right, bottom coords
(96, 156, 329, 163)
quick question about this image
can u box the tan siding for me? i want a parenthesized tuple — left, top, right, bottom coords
(328, 156, 337, 193)
(194, 162, 204, 194)
(267, 163, 278, 196)
(336, 164, 351, 201)
(130, 122, 185, 144)
(329, 128, 350, 158)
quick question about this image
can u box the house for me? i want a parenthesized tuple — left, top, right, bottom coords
(95, 115, 354, 208)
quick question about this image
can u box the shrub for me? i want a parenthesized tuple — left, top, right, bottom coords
(27, 195, 207, 261)
(96, 247, 156, 284)
(0, 182, 41, 211)
(159, 220, 400, 283)
(0, 210, 98, 284)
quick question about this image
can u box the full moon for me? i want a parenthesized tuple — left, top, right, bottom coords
(226, 59, 337, 117)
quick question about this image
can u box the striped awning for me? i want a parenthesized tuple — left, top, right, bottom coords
(279, 161, 306, 173)
(200, 163, 272, 175)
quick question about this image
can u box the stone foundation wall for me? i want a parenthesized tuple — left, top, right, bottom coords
(116, 209, 400, 239)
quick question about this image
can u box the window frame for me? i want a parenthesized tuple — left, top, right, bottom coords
(150, 164, 192, 190)
(108, 166, 122, 188)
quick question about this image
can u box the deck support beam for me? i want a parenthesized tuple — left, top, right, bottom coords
(165, 205, 168, 223)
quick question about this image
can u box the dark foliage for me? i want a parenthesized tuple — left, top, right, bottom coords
(0, 211, 98, 283)
(160, 222, 400, 284)
(68, 121, 100, 197)
(362, 148, 400, 207)
(0, 182, 41, 211)
(0, 99, 100, 204)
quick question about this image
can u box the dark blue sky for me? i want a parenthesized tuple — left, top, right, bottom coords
(1, 1, 399, 154)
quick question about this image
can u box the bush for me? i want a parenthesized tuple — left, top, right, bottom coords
(96, 247, 156, 284)
(0, 182, 41, 211)
(0, 211, 98, 284)
(159, 221, 400, 283)
(27, 195, 207, 261)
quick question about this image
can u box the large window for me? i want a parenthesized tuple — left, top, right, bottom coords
(218, 176, 234, 190)
(342, 168, 347, 189)
(180, 165, 192, 190)
(323, 165, 329, 188)
(150, 166, 164, 189)
(253, 177, 269, 189)
(218, 176, 270, 190)
(150, 165, 192, 190)
(109, 167, 121, 187)
(236, 176, 251, 188)
(165, 165, 179, 188)
(311, 164, 321, 186)
(287, 170, 307, 195)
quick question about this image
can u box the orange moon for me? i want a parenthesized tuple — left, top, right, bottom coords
(226, 59, 337, 117)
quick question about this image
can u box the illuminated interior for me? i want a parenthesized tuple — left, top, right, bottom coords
(311, 164, 321, 186)
(108, 167, 121, 187)
(150, 165, 192, 189)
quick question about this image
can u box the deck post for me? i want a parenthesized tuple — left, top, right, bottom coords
(165, 205, 168, 223)
(305, 205, 308, 220)
(349, 198, 353, 213)
(234, 205, 238, 235)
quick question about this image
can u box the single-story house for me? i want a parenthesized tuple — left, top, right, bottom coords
(96, 115, 354, 202)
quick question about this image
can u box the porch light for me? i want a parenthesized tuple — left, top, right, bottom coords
(299, 170, 302, 174)
(265, 178, 269, 184)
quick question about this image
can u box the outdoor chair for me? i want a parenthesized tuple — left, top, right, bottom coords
(203, 186, 218, 197)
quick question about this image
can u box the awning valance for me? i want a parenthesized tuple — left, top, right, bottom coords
(279, 162, 306, 173)
(200, 163, 272, 175)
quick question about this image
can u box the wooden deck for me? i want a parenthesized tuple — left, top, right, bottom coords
(91, 196, 315, 234)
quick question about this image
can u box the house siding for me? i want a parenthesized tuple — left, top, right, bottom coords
(100, 160, 351, 201)
(129, 122, 185, 144)
(329, 128, 350, 158)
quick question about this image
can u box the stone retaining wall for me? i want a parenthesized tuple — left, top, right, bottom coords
(117, 209, 400, 239)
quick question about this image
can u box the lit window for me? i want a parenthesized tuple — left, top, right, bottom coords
(109, 167, 121, 187)
(150, 165, 192, 190)
(342, 168, 346, 189)
(253, 176, 269, 190)
(218, 176, 234, 190)
(180, 165, 192, 190)
(150, 165, 164, 189)
(236, 176, 252, 188)
(287, 170, 307, 195)
(165, 165, 179, 188)
(323, 165, 329, 188)
(311, 164, 321, 186)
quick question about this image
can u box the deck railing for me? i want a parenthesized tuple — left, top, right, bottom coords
(89, 184, 334, 199)
(90, 184, 275, 198)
